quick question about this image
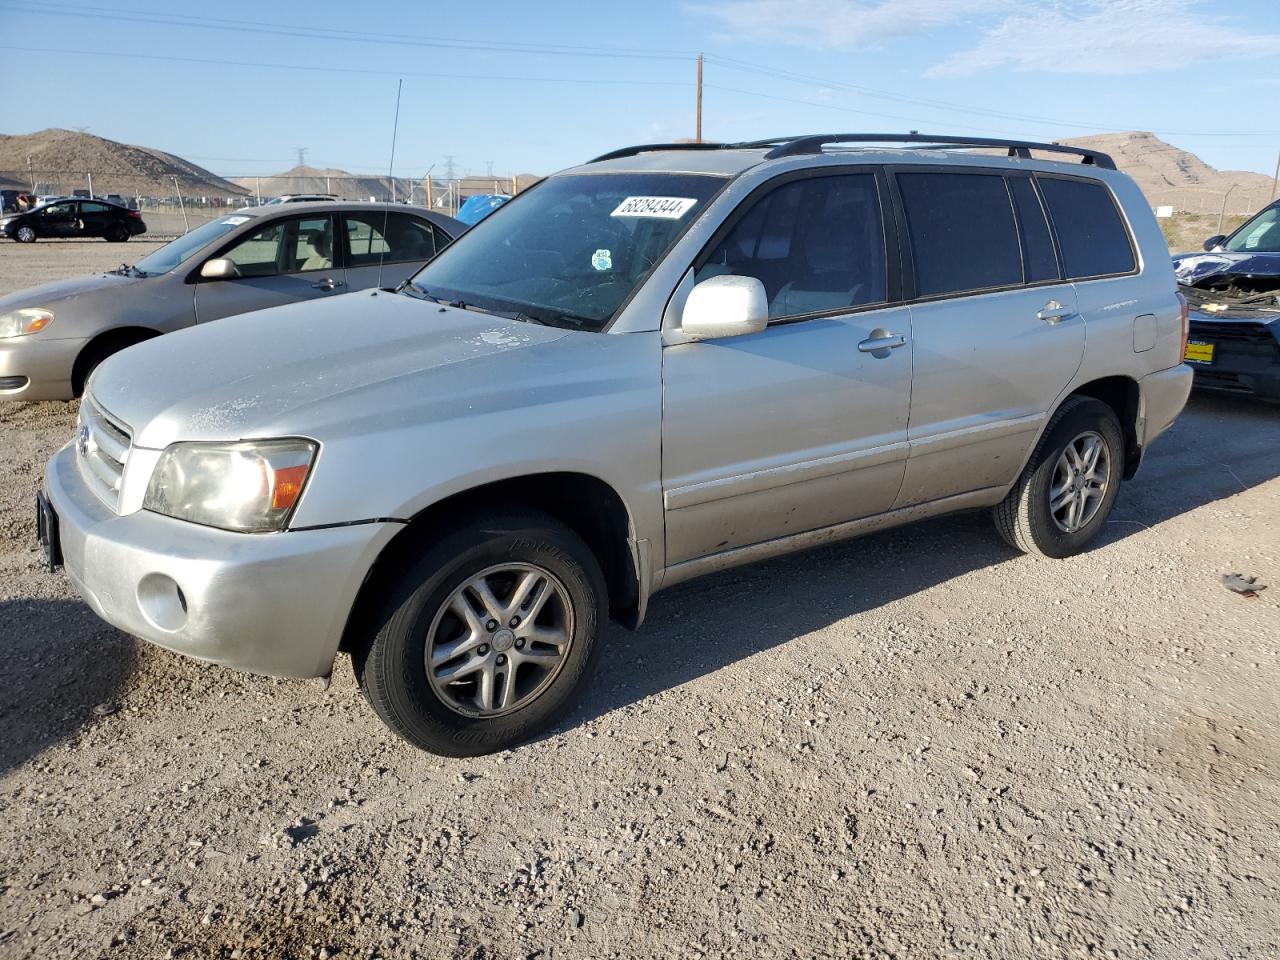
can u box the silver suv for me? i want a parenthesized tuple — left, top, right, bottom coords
(39, 134, 1192, 756)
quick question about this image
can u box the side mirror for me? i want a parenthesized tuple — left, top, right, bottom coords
(199, 257, 238, 280)
(680, 275, 769, 341)
(1203, 235, 1226, 252)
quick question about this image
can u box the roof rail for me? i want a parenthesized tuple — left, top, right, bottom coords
(761, 133, 1116, 169)
(587, 133, 1115, 170)
(589, 142, 728, 163)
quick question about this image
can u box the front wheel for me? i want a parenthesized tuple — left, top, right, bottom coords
(14, 225, 36, 243)
(993, 396, 1125, 558)
(106, 224, 129, 242)
(352, 509, 607, 756)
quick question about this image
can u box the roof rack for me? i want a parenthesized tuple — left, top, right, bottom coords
(589, 133, 1115, 170)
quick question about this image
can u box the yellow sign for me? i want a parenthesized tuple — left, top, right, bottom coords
(1185, 340, 1215, 364)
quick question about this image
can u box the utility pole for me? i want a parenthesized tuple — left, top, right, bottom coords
(27, 155, 34, 193)
(485, 160, 494, 177)
(295, 146, 308, 168)
(695, 54, 704, 143)
(1272, 150, 1279, 201)
(1217, 182, 1238, 236)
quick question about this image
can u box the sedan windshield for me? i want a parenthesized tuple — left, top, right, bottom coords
(1225, 205, 1280, 253)
(133, 215, 254, 274)
(409, 173, 726, 330)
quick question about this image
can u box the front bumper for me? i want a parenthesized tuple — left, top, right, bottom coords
(1185, 316, 1280, 400)
(0, 336, 83, 401)
(44, 442, 398, 678)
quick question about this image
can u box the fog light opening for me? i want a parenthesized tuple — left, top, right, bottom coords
(137, 573, 188, 633)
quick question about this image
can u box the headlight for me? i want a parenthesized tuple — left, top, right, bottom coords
(0, 307, 54, 338)
(143, 439, 318, 532)
(0, 218, 12, 227)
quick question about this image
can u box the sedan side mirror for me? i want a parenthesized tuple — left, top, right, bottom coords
(199, 257, 238, 280)
(680, 275, 769, 341)
(1202, 234, 1226, 251)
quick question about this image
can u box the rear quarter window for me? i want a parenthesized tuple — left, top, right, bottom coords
(1038, 177, 1135, 279)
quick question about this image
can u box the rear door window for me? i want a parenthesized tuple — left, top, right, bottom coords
(1037, 177, 1135, 279)
(896, 172, 1022, 297)
(345, 212, 441, 266)
(696, 173, 887, 319)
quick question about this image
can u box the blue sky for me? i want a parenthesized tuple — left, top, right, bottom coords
(2, 0, 1278, 180)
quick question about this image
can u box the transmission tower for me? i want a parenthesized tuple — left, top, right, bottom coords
(295, 147, 308, 168)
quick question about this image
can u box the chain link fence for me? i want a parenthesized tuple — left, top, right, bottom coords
(1, 171, 533, 237)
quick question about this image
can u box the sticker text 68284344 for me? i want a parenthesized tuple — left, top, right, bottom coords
(610, 196, 697, 219)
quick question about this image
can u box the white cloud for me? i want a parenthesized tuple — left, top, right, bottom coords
(929, 0, 1280, 77)
(688, 0, 1280, 77)
(687, 0, 1014, 49)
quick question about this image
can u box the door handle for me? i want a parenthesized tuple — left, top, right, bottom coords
(857, 332, 907, 354)
(1036, 300, 1075, 324)
(311, 278, 345, 291)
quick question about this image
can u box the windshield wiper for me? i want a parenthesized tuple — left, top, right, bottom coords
(109, 263, 147, 278)
(396, 280, 449, 304)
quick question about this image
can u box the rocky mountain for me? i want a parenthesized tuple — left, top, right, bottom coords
(0, 128, 247, 198)
(1060, 131, 1275, 212)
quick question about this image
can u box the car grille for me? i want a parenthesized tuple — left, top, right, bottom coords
(77, 394, 132, 511)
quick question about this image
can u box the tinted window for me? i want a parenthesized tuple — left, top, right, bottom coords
(80, 202, 112, 214)
(345, 212, 438, 266)
(1008, 178, 1059, 282)
(696, 174, 886, 318)
(1038, 178, 1134, 278)
(898, 172, 1021, 297)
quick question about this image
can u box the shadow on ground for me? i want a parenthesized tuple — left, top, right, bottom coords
(0, 599, 137, 775)
(561, 389, 1280, 732)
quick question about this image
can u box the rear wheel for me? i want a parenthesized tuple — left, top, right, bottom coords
(993, 396, 1125, 558)
(106, 224, 129, 242)
(352, 509, 607, 756)
(14, 225, 36, 243)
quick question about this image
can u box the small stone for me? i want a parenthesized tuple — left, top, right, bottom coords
(92, 702, 119, 717)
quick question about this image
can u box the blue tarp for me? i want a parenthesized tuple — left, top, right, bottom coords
(456, 194, 510, 225)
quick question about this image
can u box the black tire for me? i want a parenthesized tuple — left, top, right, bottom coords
(352, 509, 607, 756)
(106, 224, 129, 242)
(14, 225, 36, 243)
(993, 396, 1125, 558)
(73, 334, 153, 396)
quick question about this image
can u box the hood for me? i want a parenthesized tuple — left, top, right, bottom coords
(89, 289, 571, 448)
(0, 272, 142, 319)
(1172, 251, 1280, 287)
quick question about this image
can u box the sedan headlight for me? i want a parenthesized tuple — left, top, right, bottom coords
(143, 439, 318, 532)
(0, 307, 54, 338)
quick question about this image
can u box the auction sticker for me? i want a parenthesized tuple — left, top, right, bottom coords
(221, 216, 251, 225)
(610, 196, 697, 219)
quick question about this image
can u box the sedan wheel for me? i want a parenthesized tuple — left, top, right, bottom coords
(15, 226, 36, 243)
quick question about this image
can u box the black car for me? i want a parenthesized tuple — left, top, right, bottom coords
(1, 198, 148, 243)
(1172, 200, 1280, 402)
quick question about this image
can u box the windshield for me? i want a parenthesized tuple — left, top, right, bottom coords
(1224, 205, 1280, 253)
(409, 172, 726, 330)
(133, 215, 255, 274)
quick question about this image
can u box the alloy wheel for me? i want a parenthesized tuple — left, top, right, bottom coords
(425, 563, 574, 718)
(1049, 430, 1111, 534)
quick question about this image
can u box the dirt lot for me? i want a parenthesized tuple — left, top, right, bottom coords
(0, 242, 1277, 960)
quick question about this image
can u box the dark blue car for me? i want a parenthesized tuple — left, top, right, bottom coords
(1172, 200, 1280, 401)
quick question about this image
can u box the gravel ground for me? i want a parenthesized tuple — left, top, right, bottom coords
(0, 243, 1277, 960)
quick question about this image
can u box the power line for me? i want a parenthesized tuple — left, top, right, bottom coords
(704, 55, 1278, 138)
(0, 1, 695, 61)
(0, 46, 690, 89)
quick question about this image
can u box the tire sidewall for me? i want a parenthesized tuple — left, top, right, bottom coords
(1023, 401, 1125, 558)
(369, 516, 605, 755)
(15, 226, 35, 243)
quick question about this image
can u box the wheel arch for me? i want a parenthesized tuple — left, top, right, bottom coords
(338, 471, 643, 655)
(72, 326, 162, 397)
(1065, 375, 1142, 479)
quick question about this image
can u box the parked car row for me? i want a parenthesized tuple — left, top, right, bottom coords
(0, 202, 461, 398)
(17, 133, 1197, 757)
(1, 197, 147, 243)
